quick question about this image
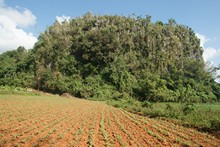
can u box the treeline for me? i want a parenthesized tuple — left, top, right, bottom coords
(0, 13, 220, 102)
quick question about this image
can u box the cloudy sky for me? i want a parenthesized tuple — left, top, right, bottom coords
(0, 0, 220, 66)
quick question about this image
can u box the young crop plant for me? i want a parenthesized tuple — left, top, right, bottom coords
(100, 109, 110, 147)
(71, 111, 94, 146)
(9, 124, 16, 130)
(174, 137, 181, 144)
(119, 108, 168, 144)
(13, 143, 19, 147)
(159, 123, 199, 144)
(111, 110, 133, 140)
(34, 131, 39, 135)
(13, 134, 19, 138)
(0, 139, 7, 145)
(66, 127, 71, 132)
(39, 134, 50, 142)
(20, 135, 32, 143)
(88, 131, 94, 147)
(39, 114, 68, 134)
(181, 141, 191, 147)
(17, 117, 26, 122)
(106, 114, 112, 127)
(121, 109, 148, 125)
(88, 115, 97, 147)
(72, 127, 83, 144)
(145, 129, 166, 143)
(116, 134, 128, 147)
(57, 133, 64, 140)
(152, 125, 170, 136)
(118, 109, 141, 125)
(153, 122, 194, 142)
(48, 128, 57, 135)
(13, 133, 23, 138)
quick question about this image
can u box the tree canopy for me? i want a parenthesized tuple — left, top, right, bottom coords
(0, 13, 220, 102)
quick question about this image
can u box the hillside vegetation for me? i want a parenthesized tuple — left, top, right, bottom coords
(1, 13, 220, 103)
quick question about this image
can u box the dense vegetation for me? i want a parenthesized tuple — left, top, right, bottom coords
(1, 13, 220, 103)
(1, 13, 220, 132)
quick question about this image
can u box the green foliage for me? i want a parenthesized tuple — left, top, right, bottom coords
(0, 46, 35, 87)
(0, 13, 219, 104)
(107, 99, 220, 130)
(0, 86, 38, 95)
(107, 97, 142, 113)
(182, 103, 197, 115)
(210, 119, 220, 130)
(142, 101, 153, 108)
(164, 104, 179, 118)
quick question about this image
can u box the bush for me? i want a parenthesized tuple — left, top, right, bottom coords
(142, 101, 153, 108)
(164, 104, 180, 118)
(141, 108, 164, 118)
(182, 103, 197, 115)
(210, 119, 220, 130)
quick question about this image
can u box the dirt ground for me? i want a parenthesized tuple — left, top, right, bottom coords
(0, 95, 219, 146)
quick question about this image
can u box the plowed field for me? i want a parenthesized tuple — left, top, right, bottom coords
(0, 95, 219, 147)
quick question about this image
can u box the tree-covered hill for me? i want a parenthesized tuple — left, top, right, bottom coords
(0, 13, 220, 102)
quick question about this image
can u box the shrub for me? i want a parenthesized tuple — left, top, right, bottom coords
(165, 104, 180, 118)
(142, 101, 153, 108)
(210, 119, 220, 130)
(182, 103, 197, 115)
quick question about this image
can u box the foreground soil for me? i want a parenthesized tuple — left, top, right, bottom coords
(0, 95, 219, 147)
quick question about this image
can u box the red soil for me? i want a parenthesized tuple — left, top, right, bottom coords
(0, 95, 219, 147)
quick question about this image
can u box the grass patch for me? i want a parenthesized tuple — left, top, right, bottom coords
(107, 98, 220, 132)
(0, 86, 39, 96)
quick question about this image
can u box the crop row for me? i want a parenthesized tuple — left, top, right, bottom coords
(117, 108, 219, 146)
(0, 96, 220, 146)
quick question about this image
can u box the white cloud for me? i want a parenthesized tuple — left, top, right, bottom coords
(0, 0, 4, 6)
(196, 33, 220, 63)
(203, 47, 220, 62)
(196, 33, 209, 48)
(0, 1, 37, 53)
(196, 33, 220, 82)
(56, 15, 71, 24)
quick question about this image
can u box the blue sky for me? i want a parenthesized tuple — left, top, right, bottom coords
(0, 0, 220, 67)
